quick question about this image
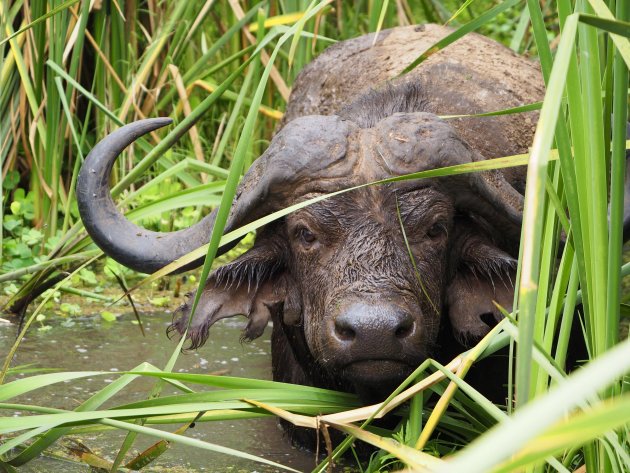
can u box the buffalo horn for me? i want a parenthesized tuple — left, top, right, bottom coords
(78, 119, 241, 274)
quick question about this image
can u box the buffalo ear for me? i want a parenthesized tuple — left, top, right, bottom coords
(168, 230, 286, 348)
(282, 280, 302, 326)
(446, 238, 516, 347)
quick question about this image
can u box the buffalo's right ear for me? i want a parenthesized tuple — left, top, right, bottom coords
(446, 267, 514, 346)
(446, 229, 516, 347)
(168, 228, 287, 349)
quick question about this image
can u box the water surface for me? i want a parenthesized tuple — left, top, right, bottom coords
(0, 312, 321, 472)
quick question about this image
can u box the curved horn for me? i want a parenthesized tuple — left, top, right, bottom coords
(78, 116, 352, 274)
(447, 152, 524, 247)
(78, 118, 233, 274)
(369, 112, 524, 234)
(467, 159, 524, 226)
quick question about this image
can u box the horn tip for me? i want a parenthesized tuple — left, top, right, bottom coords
(150, 116, 173, 128)
(132, 117, 173, 134)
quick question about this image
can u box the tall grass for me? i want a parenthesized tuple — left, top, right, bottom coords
(1, 0, 630, 472)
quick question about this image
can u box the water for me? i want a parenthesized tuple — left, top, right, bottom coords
(0, 313, 320, 472)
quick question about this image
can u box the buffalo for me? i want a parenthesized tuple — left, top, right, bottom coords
(78, 24, 600, 424)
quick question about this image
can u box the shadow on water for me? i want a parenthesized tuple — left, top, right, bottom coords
(0, 313, 320, 472)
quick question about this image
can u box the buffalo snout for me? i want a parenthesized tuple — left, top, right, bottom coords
(323, 299, 426, 386)
(326, 300, 426, 392)
(333, 302, 415, 349)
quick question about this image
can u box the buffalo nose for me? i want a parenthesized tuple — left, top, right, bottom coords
(333, 303, 415, 347)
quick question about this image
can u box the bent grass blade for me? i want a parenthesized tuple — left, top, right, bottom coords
(328, 420, 443, 471)
(433, 337, 630, 473)
(5, 363, 182, 466)
(131, 151, 538, 291)
(490, 394, 630, 473)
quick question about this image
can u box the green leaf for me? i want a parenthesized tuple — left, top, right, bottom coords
(100, 311, 117, 322)
(0, 372, 103, 402)
(59, 303, 81, 316)
(9, 201, 21, 215)
(21, 229, 43, 246)
(2, 170, 19, 190)
(579, 13, 630, 37)
(2, 217, 22, 232)
(78, 269, 97, 286)
(148, 296, 170, 307)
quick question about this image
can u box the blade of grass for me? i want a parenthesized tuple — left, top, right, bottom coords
(328, 419, 443, 470)
(130, 151, 538, 290)
(514, 12, 579, 407)
(175, 1, 342, 353)
(398, 0, 522, 75)
(0, 255, 101, 384)
(370, 0, 390, 45)
(604, 0, 630, 356)
(584, 0, 630, 67)
(490, 395, 630, 473)
(7, 362, 165, 466)
(155, 3, 262, 109)
(0, 0, 79, 47)
(434, 336, 630, 473)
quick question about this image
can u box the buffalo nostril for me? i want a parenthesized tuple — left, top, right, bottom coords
(335, 324, 356, 341)
(395, 324, 412, 338)
(395, 320, 413, 339)
(479, 312, 497, 328)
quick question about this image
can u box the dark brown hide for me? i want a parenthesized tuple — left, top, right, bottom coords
(171, 108, 525, 401)
(79, 25, 548, 418)
(283, 24, 544, 188)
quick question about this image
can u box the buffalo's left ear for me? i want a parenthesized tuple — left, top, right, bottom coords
(446, 235, 516, 347)
(168, 228, 287, 349)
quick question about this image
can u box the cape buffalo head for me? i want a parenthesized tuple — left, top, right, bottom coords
(77, 89, 524, 399)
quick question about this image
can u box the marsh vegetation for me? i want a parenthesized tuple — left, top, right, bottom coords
(1, 1, 630, 472)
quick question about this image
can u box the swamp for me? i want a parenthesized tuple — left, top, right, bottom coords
(1, 1, 630, 472)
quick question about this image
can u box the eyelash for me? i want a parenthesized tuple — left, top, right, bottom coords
(426, 221, 447, 238)
(295, 226, 317, 245)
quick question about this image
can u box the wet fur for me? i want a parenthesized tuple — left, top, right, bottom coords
(340, 83, 430, 128)
(169, 75, 524, 450)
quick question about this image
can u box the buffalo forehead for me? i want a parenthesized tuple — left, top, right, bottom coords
(232, 113, 474, 225)
(263, 114, 467, 193)
(271, 115, 354, 180)
(229, 115, 356, 223)
(371, 112, 471, 176)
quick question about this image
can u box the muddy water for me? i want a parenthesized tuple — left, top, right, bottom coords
(0, 313, 321, 472)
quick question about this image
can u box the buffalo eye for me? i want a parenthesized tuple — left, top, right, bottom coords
(426, 222, 447, 239)
(296, 226, 317, 246)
